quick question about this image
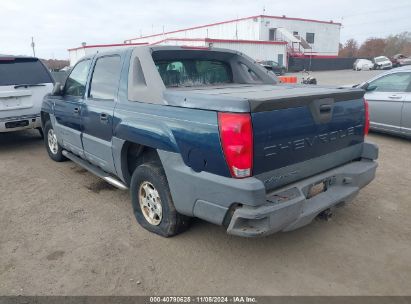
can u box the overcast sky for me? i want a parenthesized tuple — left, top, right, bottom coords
(1, 0, 410, 59)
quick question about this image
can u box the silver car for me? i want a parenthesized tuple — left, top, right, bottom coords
(357, 66, 411, 137)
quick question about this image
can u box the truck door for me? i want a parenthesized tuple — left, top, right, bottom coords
(81, 55, 122, 174)
(365, 72, 410, 134)
(54, 59, 91, 157)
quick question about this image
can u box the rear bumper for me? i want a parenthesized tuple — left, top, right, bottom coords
(158, 142, 378, 237)
(227, 158, 377, 237)
(0, 114, 41, 132)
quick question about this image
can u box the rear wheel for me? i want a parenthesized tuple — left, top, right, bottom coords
(44, 120, 65, 162)
(130, 162, 190, 237)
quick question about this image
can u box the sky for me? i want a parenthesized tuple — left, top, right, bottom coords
(1, 0, 410, 59)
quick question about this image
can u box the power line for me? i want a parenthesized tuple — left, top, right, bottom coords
(340, 4, 411, 19)
(342, 15, 410, 27)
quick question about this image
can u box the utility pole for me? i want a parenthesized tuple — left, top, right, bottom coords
(31, 37, 36, 57)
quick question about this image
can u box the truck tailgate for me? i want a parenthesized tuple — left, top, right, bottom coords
(164, 84, 366, 185)
(249, 86, 366, 190)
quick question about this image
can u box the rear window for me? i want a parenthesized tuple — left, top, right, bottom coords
(0, 58, 53, 86)
(155, 59, 232, 87)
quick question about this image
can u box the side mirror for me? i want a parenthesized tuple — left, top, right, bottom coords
(361, 83, 377, 91)
(52, 82, 63, 96)
(366, 85, 377, 92)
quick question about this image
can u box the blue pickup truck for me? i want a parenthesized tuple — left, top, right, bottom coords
(41, 46, 378, 237)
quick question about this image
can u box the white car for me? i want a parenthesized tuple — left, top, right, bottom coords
(0, 56, 53, 135)
(373, 56, 393, 70)
(353, 59, 374, 71)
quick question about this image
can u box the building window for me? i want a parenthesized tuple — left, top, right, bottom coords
(306, 32, 315, 44)
(269, 28, 277, 41)
(293, 31, 299, 36)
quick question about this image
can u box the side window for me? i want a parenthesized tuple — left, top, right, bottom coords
(369, 73, 411, 93)
(89, 55, 122, 100)
(64, 59, 91, 96)
(306, 33, 315, 44)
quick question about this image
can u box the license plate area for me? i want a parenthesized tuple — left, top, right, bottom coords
(307, 179, 329, 199)
(5, 120, 29, 129)
(1, 97, 22, 108)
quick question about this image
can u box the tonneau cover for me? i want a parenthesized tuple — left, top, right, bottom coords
(163, 84, 365, 113)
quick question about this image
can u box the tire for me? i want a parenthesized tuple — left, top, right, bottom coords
(44, 120, 66, 162)
(130, 162, 190, 237)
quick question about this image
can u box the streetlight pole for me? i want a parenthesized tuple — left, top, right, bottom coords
(31, 37, 36, 57)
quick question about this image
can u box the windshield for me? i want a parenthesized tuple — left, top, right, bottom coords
(0, 58, 53, 86)
(375, 57, 388, 63)
(155, 59, 233, 87)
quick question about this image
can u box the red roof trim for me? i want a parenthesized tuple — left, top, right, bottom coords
(124, 15, 341, 42)
(68, 42, 148, 52)
(180, 45, 210, 50)
(260, 15, 341, 26)
(124, 15, 259, 43)
(290, 54, 338, 59)
(205, 38, 287, 45)
(149, 37, 287, 45)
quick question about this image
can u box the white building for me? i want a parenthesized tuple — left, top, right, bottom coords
(68, 42, 148, 66)
(68, 15, 341, 66)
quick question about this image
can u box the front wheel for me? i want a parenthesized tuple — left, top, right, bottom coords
(130, 162, 190, 237)
(44, 120, 66, 162)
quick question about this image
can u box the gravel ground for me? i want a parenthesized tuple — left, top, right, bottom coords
(0, 70, 410, 296)
(1, 131, 410, 296)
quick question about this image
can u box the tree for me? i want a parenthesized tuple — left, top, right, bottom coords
(339, 32, 411, 59)
(41, 59, 70, 71)
(338, 39, 359, 57)
(384, 32, 411, 57)
(358, 38, 386, 58)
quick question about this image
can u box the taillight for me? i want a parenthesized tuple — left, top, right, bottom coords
(218, 113, 253, 178)
(364, 99, 370, 135)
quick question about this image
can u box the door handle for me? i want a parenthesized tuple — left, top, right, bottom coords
(320, 104, 332, 113)
(73, 107, 80, 114)
(100, 113, 109, 123)
(388, 95, 402, 100)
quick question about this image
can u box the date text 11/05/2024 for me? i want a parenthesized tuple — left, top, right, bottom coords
(149, 296, 257, 303)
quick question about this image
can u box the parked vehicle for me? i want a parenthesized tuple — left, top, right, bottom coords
(373, 56, 392, 70)
(353, 65, 411, 137)
(0, 56, 54, 135)
(391, 54, 411, 67)
(41, 46, 378, 237)
(258, 60, 286, 75)
(301, 70, 317, 84)
(353, 59, 374, 71)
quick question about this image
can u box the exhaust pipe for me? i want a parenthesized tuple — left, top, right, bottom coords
(318, 208, 333, 221)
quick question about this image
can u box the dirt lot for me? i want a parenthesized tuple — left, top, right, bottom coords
(1, 70, 410, 296)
